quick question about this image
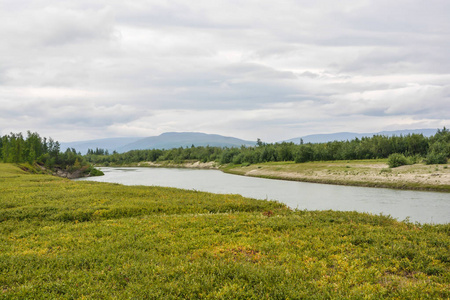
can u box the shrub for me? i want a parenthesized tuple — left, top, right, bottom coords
(407, 154, 422, 164)
(426, 141, 449, 164)
(232, 153, 244, 164)
(85, 166, 104, 176)
(426, 152, 448, 165)
(387, 153, 409, 168)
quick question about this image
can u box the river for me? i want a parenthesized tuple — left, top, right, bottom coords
(77, 167, 450, 224)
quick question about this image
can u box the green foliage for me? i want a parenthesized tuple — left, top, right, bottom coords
(85, 129, 450, 167)
(426, 152, 448, 165)
(87, 147, 110, 155)
(1, 164, 449, 299)
(0, 131, 102, 176)
(295, 144, 314, 163)
(86, 165, 105, 176)
(425, 128, 450, 165)
(388, 153, 409, 168)
(426, 138, 449, 165)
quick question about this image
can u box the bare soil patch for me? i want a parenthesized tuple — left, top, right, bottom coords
(138, 161, 219, 169)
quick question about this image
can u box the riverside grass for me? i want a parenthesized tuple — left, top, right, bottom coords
(1, 164, 449, 299)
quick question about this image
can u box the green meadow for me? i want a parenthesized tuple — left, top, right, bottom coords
(1, 163, 449, 299)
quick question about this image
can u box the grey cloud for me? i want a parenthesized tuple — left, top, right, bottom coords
(116, 3, 220, 29)
(40, 8, 114, 46)
(87, 61, 303, 110)
(341, 0, 450, 35)
(325, 84, 450, 120)
(0, 0, 449, 141)
(1, 6, 116, 48)
(219, 63, 297, 80)
(0, 97, 146, 128)
(299, 71, 319, 79)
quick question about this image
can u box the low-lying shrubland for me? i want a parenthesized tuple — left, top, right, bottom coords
(1, 163, 449, 299)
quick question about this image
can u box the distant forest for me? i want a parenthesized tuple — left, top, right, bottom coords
(2, 129, 448, 169)
(84, 128, 449, 166)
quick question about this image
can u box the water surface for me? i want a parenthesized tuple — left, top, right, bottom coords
(77, 167, 450, 224)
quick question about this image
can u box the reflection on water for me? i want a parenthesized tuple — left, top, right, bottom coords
(77, 167, 450, 224)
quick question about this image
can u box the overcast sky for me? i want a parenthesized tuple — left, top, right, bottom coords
(1, 0, 449, 142)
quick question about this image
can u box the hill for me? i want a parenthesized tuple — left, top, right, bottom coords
(60, 129, 440, 154)
(60, 137, 142, 154)
(61, 132, 255, 154)
(283, 129, 438, 144)
(116, 132, 255, 152)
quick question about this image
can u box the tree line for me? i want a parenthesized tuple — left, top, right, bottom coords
(0, 131, 100, 174)
(4, 129, 446, 169)
(84, 128, 449, 166)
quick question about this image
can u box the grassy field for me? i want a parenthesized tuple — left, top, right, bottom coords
(1, 163, 449, 299)
(223, 160, 450, 192)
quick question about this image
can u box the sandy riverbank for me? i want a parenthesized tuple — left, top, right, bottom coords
(224, 160, 450, 192)
(137, 161, 220, 169)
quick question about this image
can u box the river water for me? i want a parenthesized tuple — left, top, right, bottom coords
(77, 167, 450, 224)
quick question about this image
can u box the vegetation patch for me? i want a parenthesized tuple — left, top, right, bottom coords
(1, 131, 103, 178)
(388, 153, 410, 168)
(1, 163, 449, 298)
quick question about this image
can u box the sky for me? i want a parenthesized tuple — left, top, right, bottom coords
(1, 0, 449, 143)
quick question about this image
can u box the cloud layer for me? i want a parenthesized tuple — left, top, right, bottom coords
(1, 0, 449, 142)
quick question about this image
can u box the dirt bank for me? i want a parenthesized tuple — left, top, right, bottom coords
(137, 161, 220, 169)
(224, 161, 450, 192)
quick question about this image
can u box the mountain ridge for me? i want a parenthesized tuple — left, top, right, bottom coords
(60, 129, 440, 154)
(116, 132, 256, 153)
(60, 132, 255, 154)
(282, 129, 438, 144)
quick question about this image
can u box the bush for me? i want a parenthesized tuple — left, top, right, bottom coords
(426, 141, 449, 164)
(387, 153, 409, 168)
(407, 154, 422, 164)
(232, 153, 244, 164)
(85, 166, 104, 176)
(426, 152, 448, 165)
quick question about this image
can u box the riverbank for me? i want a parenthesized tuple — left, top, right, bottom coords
(16, 162, 104, 179)
(137, 160, 219, 169)
(103, 159, 450, 192)
(104, 160, 220, 169)
(1, 163, 449, 298)
(222, 160, 450, 192)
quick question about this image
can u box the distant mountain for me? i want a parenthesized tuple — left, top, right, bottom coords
(283, 129, 438, 144)
(60, 137, 142, 154)
(116, 132, 255, 153)
(61, 129, 439, 154)
(61, 132, 255, 154)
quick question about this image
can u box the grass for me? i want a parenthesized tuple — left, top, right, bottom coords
(1, 163, 449, 299)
